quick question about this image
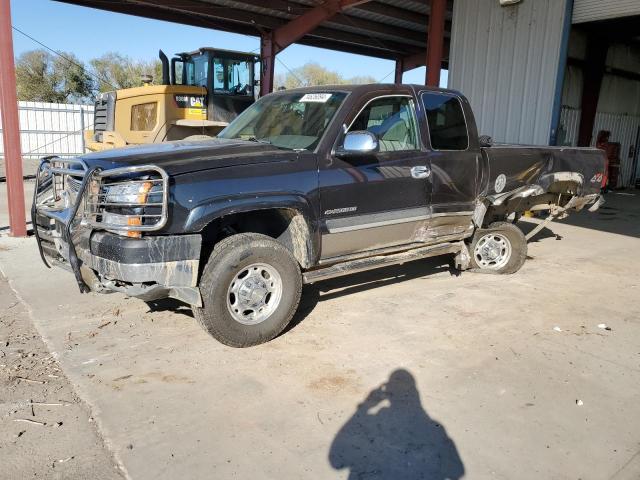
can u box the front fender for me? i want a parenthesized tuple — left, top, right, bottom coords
(184, 193, 321, 267)
(185, 193, 317, 232)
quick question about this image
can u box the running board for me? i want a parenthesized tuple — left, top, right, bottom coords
(302, 241, 465, 284)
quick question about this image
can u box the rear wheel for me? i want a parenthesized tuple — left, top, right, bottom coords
(194, 233, 302, 347)
(469, 222, 527, 274)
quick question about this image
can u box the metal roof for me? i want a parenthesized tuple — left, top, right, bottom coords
(54, 0, 454, 62)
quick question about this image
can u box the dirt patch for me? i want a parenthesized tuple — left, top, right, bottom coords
(308, 373, 359, 394)
(0, 274, 124, 479)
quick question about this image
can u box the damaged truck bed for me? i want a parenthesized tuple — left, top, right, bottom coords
(33, 84, 605, 347)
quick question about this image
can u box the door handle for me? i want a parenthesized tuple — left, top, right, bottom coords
(411, 165, 431, 179)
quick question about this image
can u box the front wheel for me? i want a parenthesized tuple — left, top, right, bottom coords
(194, 233, 302, 347)
(469, 222, 527, 274)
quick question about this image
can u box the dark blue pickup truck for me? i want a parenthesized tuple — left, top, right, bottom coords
(33, 84, 605, 347)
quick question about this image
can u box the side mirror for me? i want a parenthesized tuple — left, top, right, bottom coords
(336, 130, 379, 157)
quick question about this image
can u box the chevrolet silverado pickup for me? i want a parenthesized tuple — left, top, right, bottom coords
(33, 84, 605, 347)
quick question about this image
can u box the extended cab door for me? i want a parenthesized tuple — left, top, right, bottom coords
(318, 94, 431, 260)
(418, 91, 480, 239)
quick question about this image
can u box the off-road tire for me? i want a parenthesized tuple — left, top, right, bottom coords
(469, 221, 527, 274)
(193, 233, 302, 347)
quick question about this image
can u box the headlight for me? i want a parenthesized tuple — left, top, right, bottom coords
(98, 181, 162, 237)
(102, 181, 154, 204)
(84, 167, 168, 238)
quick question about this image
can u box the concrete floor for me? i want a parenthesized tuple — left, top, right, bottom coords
(0, 190, 639, 479)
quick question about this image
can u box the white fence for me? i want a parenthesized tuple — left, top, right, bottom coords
(559, 106, 640, 188)
(0, 101, 94, 160)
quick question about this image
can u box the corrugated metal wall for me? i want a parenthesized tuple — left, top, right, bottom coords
(559, 107, 640, 187)
(572, 0, 640, 24)
(562, 66, 640, 115)
(560, 32, 640, 187)
(448, 0, 569, 146)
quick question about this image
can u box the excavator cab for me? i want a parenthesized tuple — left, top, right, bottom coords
(85, 48, 259, 151)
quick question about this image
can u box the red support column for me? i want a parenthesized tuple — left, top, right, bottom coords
(577, 35, 608, 147)
(260, 32, 276, 97)
(394, 59, 404, 84)
(0, 0, 27, 237)
(426, 0, 446, 87)
(259, 0, 371, 96)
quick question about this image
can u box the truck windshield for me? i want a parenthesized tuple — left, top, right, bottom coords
(218, 91, 347, 150)
(213, 58, 252, 96)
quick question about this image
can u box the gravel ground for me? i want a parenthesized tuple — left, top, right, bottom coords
(0, 272, 124, 479)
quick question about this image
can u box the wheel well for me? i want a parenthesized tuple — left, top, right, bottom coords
(200, 208, 314, 268)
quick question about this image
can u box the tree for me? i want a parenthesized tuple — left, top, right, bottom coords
(15, 49, 93, 103)
(274, 62, 377, 89)
(90, 52, 163, 93)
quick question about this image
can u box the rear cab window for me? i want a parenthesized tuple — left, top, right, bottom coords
(421, 92, 469, 150)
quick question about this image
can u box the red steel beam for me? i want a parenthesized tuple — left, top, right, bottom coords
(402, 50, 427, 72)
(0, 0, 27, 237)
(394, 58, 404, 84)
(426, 0, 446, 87)
(260, 32, 276, 97)
(260, 0, 371, 96)
(577, 35, 608, 147)
(272, 0, 369, 53)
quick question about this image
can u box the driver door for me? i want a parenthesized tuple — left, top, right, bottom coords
(318, 95, 431, 260)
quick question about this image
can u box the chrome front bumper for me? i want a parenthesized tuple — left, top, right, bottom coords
(32, 157, 203, 306)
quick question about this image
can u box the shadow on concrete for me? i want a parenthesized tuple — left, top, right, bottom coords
(329, 369, 464, 480)
(516, 219, 562, 243)
(285, 256, 454, 334)
(557, 191, 640, 238)
(146, 256, 456, 334)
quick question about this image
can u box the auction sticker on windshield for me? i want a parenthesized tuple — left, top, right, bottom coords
(299, 93, 333, 103)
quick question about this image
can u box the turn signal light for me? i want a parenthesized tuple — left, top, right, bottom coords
(127, 217, 142, 238)
(137, 182, 153, 204)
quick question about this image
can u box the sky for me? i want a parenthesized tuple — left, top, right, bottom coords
(10, 0, 447, 87)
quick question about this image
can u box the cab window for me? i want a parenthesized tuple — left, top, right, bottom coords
(186, 55, 209, 87)
(349, 96, 419, 152)
(421, 93, 469, 150)
(213, 58, 252, 95)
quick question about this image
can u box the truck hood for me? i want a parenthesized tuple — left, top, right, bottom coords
(79, 138, 299, 176)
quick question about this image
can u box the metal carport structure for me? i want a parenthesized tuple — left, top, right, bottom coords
(0, 0, 453, 236)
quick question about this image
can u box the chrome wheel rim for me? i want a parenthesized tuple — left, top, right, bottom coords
(474, 233, 512, 270)
(226, 263, 283, 325)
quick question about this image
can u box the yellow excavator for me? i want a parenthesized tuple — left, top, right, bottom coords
(85, 48, 259, 151)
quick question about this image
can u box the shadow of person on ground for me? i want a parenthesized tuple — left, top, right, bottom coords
(329, 369, 464, 480)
